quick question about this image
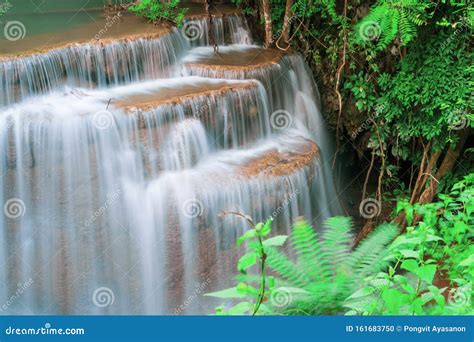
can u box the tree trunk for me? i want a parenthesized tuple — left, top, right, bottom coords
(417, 130, 469, 205)
(261, 0, 273, 47)
(403, 129, 469, 229)
(281, 0, 293, 43)
(362, 129, 470, 239)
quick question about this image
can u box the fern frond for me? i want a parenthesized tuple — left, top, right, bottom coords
(346, 223, 398, 279)
(290, 220, 332, 282)
(264, 217, 398, 315)
(321, 216, 353, 271)
(266, 247, 312, 288)
(353, 0, 432, 51)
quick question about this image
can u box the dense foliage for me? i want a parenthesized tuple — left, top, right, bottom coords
(208, 174, 473, 315)
(129, 0, 187, 25)
(206, 217, 398, 315)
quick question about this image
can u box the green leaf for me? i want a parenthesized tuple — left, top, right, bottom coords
(348, 287, 376, 299)
(205, 287, 246, 299)
(421, 291, 435, 304)
(401, 259, 419, 273)
(426, 234, 443, 242)
(227, 302, 252, 315)
(405, 206, 414, 225)
(237, 229, 256, 247)
(416, 264, 437, 284)
(399, 249, 420, 259)
(390, 236, 421, 250)
(263, 235, 288, 247)
(459, 254, 474, 267)
(238, 252, 257, 272)
(381, 288, 404, 313)
(260, 219, 273, 237)
(236, 282, 259, 296)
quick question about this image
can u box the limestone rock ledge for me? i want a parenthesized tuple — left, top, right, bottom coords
(240, 140, 319, 177)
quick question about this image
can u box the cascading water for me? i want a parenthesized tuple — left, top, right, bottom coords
(0, 29, 187, 106)
(0, 11, 339, 315)
(183, 15, 253, 46)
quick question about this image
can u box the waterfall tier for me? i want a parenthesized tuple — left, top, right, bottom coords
(0, 28, 187, 106)
(0, 9, 339, 315)
(183, 16, 253, 46)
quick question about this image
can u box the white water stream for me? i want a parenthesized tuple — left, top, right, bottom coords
(0, 14, 339, 314)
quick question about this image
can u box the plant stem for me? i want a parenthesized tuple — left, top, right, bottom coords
(252, 234, 266, 316)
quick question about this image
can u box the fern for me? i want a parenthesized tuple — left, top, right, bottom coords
(207, 216, 398, 315)
(290, 220, 330, 282)
(266, 247, 312, 288)
(266, 217, 398, 314)
(346, 223, 398, 278)
(354, 0, 433, 51)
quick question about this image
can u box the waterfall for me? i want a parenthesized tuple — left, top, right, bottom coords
(0, 12, 339, 315)
(0, 29, 188, 107)
(183, 15, 253, 47)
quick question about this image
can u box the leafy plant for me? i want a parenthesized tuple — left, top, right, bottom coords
(345, 223, 446, 315)
(346, 173, 473, 315)
(129, 0, 187, 25)
(207, 216, 398, 315)
(205, 216, 285, 315)
(353, 0, 434, 50)
(0, 0, 11, 16)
